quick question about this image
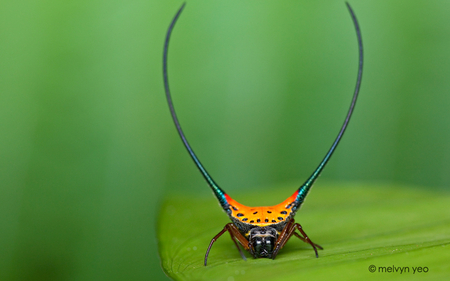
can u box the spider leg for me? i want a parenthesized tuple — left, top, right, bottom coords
(204, 223, 249, 266)
(272, 219, 296, 259)
(293, 222, 321, 258)
(293, 232, 323, 250)
(272, 219, 323, 259)
(226, 224, 247, 261)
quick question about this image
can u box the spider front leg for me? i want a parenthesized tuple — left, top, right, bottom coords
(293, 222, 323, 257)
(272, 218, 296, 258)
(272, 219, 322, 259)
(204, 223, 249, 266)
(293, 231, 323, 251)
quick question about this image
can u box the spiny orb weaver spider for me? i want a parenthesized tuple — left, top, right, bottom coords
(162, 2, 363, 266)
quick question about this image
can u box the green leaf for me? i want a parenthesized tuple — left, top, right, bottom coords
(158, 183, 450, 280)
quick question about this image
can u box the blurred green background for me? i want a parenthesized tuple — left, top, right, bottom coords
(1, 0, 449, 280)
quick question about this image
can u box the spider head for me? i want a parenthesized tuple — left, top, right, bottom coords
(248, 227, 278, 258)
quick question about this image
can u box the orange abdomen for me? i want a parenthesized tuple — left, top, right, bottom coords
(225, 191, 298, 227)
